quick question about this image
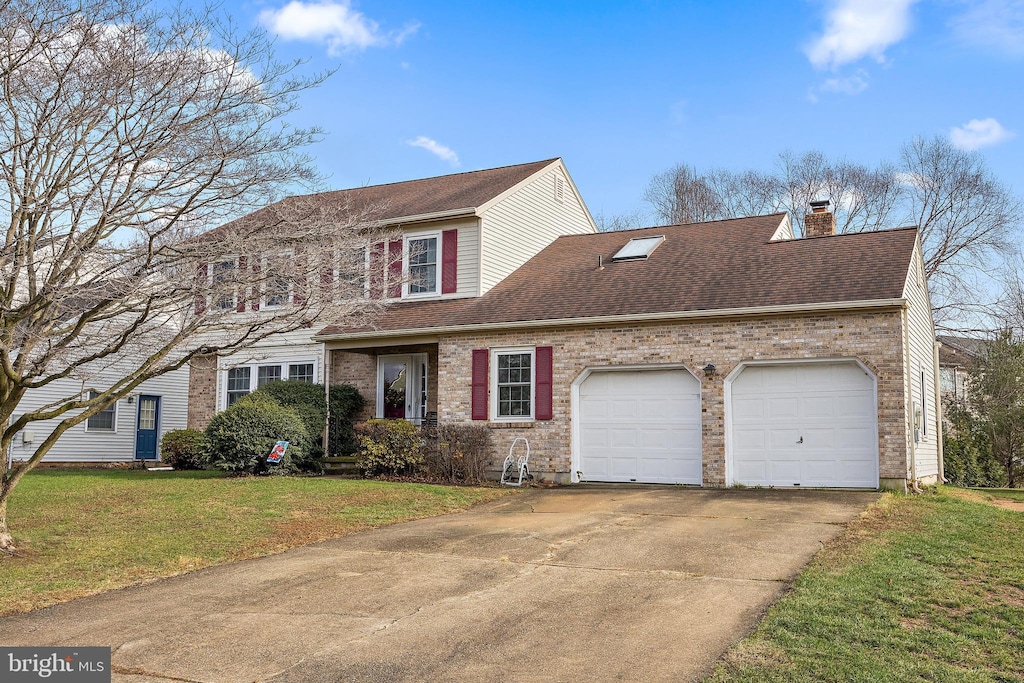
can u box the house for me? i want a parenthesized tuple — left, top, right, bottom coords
(8, 365, 190, 465)
(186, 158, 596, 428)
(6, 240, 190, 465)
(937, 334, 982, 406)
(315, 203, 942, 492)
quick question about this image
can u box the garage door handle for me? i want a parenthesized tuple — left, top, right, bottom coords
(797, 436, 803, 444)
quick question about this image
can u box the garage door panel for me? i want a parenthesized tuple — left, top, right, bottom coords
(730, 362, 877, 488)
(732, 397, 765, 421)
(769, 459, 801, 483)
(768, 398, 799, 419)
(579, 369, 702, 485)
(836, 393, 874, 418)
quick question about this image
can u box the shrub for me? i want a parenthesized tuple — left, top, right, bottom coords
(422, 423, 492, 483)
(943, 401, 1004, 487)
(356, 419, 423, 477)
(255, 381, 366, 463)
(204, 392, 309, 475)
(160, 429, 208, 470)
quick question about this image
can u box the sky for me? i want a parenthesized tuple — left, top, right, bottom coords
(224, 0, 1024, 224)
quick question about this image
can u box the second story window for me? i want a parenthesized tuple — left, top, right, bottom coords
(211, 259, 236, 311)
(262, 256, 291, 309)
(407, 235, 438, 296)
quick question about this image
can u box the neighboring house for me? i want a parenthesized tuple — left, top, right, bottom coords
(937, 334, 982, 406)
(186, 158, 596, 428)
(8, 363, 190, 465)
(316, 205, 942, 492)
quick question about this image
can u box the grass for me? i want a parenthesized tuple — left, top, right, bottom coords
(0, 469, 510, 615)
(706, 487, 1024, 683)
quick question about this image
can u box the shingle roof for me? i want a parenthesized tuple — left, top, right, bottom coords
(317, 214, 920, 339)
(211, 159, 559, 238)
(938, 335, 985, 367)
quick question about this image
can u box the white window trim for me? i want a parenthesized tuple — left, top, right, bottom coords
(220, 358, 319, 411)
(84, 391, 118, 433)
(260, 250, 295, 310)
(403, 230, 442, 299)
(491, 347, 536, 422)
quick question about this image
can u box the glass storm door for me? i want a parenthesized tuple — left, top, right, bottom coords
(135, 395, 160, 460)
(378, 355, 427, 423)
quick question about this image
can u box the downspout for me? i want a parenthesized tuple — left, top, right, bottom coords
(323, 345, 331, 455)
(933, 340, 946, 484)
(903, 306, 921, 493)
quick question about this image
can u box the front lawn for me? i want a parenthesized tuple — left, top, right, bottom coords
(707, 487, 1024, 682)
(0, 469, 509, 615)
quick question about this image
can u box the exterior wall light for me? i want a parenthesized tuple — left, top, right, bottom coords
(703, 364, 716, 377)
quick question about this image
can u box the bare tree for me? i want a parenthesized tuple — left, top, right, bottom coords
(0, 0, 392, 551)
(643, 138, 1022, 328)
(595, 209, 648, 233)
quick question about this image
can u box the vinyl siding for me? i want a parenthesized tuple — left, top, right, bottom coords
(479, 164, 595, 293)
(391, 218, 480, 299)
(9, 363, 189, 463)
(903, 241, 939, 480)
(214, 329, 324, 411)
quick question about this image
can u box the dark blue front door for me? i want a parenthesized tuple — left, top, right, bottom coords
(135, 395, 160, 460)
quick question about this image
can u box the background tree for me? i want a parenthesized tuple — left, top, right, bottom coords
(0, 0, 392, 551)
(643, 138, 1022, 329)
(968, 329, 1024, 488)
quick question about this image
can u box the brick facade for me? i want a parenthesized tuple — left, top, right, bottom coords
(331, 344, 439, 422)
(329, 309, 911, 489)
(187, 355, 218, 430)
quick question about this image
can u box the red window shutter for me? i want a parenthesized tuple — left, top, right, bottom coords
(369, 241, 384, 299)
(293, 249, 307, 306)
(441, 229, 458, 294)
(321, 250, 335, 292)
(471, 349, 489, 420)
(535, 346, 553, 420)
(236, 256, 247, 312)
(250, 260, 261, 311)
(194, 263, 207, 314)
(388, 239, 403, 299)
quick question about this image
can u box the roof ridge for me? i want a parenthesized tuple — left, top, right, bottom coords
(792, 225, 919, 240)
(560, 213, 787, 238)
(295, 158, 561, 200)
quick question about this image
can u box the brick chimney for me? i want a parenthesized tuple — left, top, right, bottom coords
(805, 199, 835, 237)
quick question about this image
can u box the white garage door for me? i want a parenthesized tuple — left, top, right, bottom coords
(729, 362, 877, 488)
(578, 369, 702, 484)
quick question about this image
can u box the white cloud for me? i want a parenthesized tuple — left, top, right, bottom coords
(259, 1, 419, 55)
(949, 118, 1016, 150)
(950, 0, 1024, 58)
(805, 0, 918, 69)
(406, 136, 460, 166)
(820, 70, 869, 95)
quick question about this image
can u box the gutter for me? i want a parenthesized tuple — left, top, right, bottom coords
(933, 339, 946, 484)
(373, 207, 477, 227)
(313, 298, 908, 343)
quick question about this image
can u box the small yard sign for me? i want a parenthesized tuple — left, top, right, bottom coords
(267, 441, 289, 463)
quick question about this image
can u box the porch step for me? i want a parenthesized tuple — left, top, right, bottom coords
(323, 456, 361, 476)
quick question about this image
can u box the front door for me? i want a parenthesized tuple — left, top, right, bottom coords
(378, 355, 428, 423)
(135, 395, 160, 460)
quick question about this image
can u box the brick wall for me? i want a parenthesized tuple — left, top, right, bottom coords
(437, 310, 908, 486)
(186, 355, 218, 429)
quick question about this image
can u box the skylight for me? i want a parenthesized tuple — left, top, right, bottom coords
(612, 235, 665, 261)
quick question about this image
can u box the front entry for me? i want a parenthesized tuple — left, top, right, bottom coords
(377, 354, 428, 424)
(135, 395, 161, 460)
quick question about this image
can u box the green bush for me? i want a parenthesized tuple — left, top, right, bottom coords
(204, 392, 309, 475)
(255, 381, 365, 463)
(159, 428, 208, 470)
(356, 419, 423, 477)
(422, 423, 492, 483)
(943, 401, 1004, 487)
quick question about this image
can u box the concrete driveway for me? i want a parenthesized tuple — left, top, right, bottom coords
(0, 487, 878, 682)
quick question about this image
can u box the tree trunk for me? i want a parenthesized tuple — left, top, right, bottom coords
(0, 485, 14, 553)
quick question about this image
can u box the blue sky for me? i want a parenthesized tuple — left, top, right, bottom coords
(230, 0, 1023, 223)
